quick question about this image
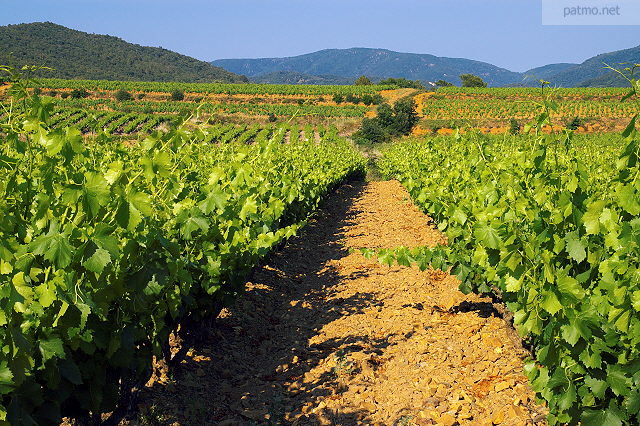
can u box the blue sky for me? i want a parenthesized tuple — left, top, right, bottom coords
(2, 0, 639, 72)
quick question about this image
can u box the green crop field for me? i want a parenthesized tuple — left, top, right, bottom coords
(1, 58, 640, 425)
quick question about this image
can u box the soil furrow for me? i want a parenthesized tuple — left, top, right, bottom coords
(135, 180, 546, 425)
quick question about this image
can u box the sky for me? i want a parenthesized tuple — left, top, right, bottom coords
(1, 0, 639, 72)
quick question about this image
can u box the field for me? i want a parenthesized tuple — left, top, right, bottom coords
(13, 79, 396, 137)
(1, 71, 639, 425)
(413, 86, 637, 135)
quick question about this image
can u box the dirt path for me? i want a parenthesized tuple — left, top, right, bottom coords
(136, 181, 546, 425)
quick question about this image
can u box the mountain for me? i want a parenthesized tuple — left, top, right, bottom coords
(214, 45, 640, 88)
(521, 63, 577, 85)
(251, 71, 354, 85)
(540, 45, 640, 87)
(0, 22, 248, 83)
(212, 48, 522, 87)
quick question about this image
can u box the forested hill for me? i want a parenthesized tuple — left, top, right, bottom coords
(0, 22, 248, 83)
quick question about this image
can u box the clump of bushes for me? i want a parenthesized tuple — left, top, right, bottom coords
(115, 89, 133, 101)
(60, 92, 70, 99)
(567, 116, 583, 130)
(354, 75, 373, 85)
(509, 118, 521, 135)
(171, 90, 185, 101)
(47, 90, 58, 97)
(460, 73, 487, 88)
(137, 93, 146, 100)
(353, 97, 420, 145)
(345, 93, 359, 104)
(336, 93, 384, 105)
(268, 113, 278, 123)
(378, 77, 426, 89)
(70, 88, 90, 99)
(435, 79, 454, 87)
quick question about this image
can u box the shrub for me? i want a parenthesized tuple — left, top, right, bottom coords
(354, 75, 373, 86)
(354, 118, 388, 145)
(509, 118, 521, 135)
(436, 79, 454, 87)
(354, 98, 420, 145)
(137, 93, 146, 100)
(345, 94, 359, 104)
(47, 90, 58, 97)
(333, 93, 344, 104)
(361, 94, 374, 106)
(390, 98, 420, 135)
(171, 90, 185, 101)
(567, 116, 583, 130)
(115, 89, 133, 101)
(268, 113, 277, 122)
(376, 103, 395, 128)
(378, 78, 425, 89)
(32, 87, 41, 96)
(70, 88, 90, 99)
(371, 94, 385, 105)
(60, 92, 69, 99)
(460, 74, 487, 88)
(142, 106, 153, 114)
(297, 98, 305, 106)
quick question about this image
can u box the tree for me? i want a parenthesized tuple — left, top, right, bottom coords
(361, 94, 374, 106)
(375, 103, 395, 129)
(114, 89, 133, 101)
(354, 118, 388, 145)
(354, 75, 373, 86)
(436, 79, 453, 87)
(70, 88, 90, 99)
(171, 90, 184, 101)
(378, 78, 425, 89)
(354, 97, 420, 145)
(391, 98, 420, 135)
(460, 74, 487, 88)
(345, 94, 359, 104)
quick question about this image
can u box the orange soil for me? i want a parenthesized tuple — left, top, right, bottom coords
(134, 181, 546, 425)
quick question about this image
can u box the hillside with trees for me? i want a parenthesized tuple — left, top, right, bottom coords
(0, 22, 248, 83)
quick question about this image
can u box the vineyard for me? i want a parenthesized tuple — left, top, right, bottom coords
(376, 85, 640, 424)
(1, 66, 640, 425)
(414, 87, 637, 134)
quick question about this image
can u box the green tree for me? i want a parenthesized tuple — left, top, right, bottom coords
(354, 98, 420, 145)
(378, 78, 425, 89)
(354, 118, 388, 144)
(171, 90, 185, 101)
(114, 89, 133, 101)
(354, 75, 373, 86)
(460, 74, 487, 88)
(375, 103, 395, 129)
(391, 98, 420, 135)
(435, 79, 453, 87)
(70, 88, 90, 99)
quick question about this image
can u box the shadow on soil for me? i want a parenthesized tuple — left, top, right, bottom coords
(134, 181, 390, 425)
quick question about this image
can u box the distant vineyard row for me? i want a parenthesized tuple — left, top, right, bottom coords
(437, 86, 631, 99)
(30, 78, 396, 95)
